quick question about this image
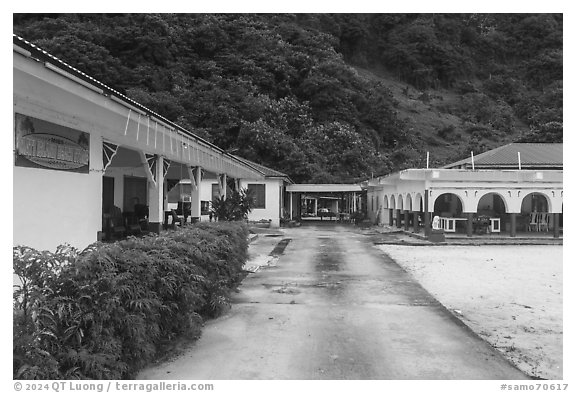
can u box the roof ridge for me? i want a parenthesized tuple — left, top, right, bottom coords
(232, 155, 292, 181)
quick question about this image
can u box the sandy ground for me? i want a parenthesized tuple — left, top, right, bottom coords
(376, 244, 563, 380)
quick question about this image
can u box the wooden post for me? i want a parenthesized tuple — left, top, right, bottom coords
(553, 213, 560, 238)
(413, 211, 419, 233)
(190, 166, 202, 220)
(148, 155, 164, 233)
(424, 190, 430, 237)
(510, 213, 517, 237)
(388, 209, 394, 226)
(396, 209, 402, 228)
(218, 173, 227, 200)
(466, 213, 473, 237)
(404, 210, 410, 231)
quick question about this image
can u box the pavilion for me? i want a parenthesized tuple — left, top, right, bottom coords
(365, 143, 563, 238)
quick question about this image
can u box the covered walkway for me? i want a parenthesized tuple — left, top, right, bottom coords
(13, 35, 263, 250)
(286, 183, 364, 222)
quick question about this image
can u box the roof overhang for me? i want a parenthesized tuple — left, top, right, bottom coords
(13, 35, 263, 180)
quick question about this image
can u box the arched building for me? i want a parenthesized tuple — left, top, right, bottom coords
(366, 143, 563, 238)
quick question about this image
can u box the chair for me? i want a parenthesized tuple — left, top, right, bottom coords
(168, 209, 184, 228)
(528, 212, 539, 232)
(107, 206, 126, 240)
(538, 213, 550, 232)
(176, 201, 191, 224)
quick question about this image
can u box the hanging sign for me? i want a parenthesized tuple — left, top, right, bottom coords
(14, 113, 90, 173)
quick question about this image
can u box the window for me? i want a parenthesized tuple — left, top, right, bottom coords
(211, 184, 220, 201)
(247, 184, 266, 209)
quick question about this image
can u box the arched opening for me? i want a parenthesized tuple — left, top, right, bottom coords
(477, 193, 507, 217)
(520, 192, 551, 233)
(396, 195, 404, 211)
(475, 192, 507, 235)
(389, 195, 396, 210)
(383, 195, 389, 209)
(414, 193, 423, 212)
(433, 193, 463, 217)
(521, 193, 549, 214)
(433, 193, 464, 233)
(405, 194, 413, 211)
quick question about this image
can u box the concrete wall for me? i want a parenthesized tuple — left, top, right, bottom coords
(13, 118, 104, 251)
(198, 178, 283, 226)
(239, 178, 283, 227)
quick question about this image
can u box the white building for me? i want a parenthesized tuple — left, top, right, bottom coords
(13, 35, 265, 251)
(365, 143, 563, 238)
(167, 158, 293, 227)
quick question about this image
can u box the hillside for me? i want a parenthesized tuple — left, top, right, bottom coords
(13, 14, 562, 183)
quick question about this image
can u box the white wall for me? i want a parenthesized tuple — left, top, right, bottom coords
(13, 131, 103, 251)
(240, 178, 282, 227)
(199, 178, 283, 226)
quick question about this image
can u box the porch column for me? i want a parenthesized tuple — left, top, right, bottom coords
(413, 211, 419, 233)
(352, 192, 357, 213)
(553, 213, 560, 238)
(510, 213, 517, 237)
(148, 155, 164, 233)
(189, 166, 202, 220)
(404, 210, 410, 231)
(396, 209, 402, 228)
(466, 213, 473, 237)
(218, 173, 227, 200)
(289, 192, 293, 220)
(424, 190, 431, 237)
(388, 209, 394, 226)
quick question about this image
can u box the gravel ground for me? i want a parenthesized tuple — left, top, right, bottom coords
(376, 244, 563, 380)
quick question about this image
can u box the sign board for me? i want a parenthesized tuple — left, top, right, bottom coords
(14, 113, 90, 173)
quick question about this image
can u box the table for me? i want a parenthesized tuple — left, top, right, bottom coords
(439, 217, 467, 232)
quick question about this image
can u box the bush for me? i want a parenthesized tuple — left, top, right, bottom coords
(210, 189, 254, 222)
(13, 222, 249, 379)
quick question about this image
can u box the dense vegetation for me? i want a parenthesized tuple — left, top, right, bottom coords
(13, 14, 562, 182)
(13, 222, 249, 379)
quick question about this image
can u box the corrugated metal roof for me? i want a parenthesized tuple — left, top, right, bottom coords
(13, 34, 263, 180)
(232, 156, 293, 183)
(443, 143, 563, 169)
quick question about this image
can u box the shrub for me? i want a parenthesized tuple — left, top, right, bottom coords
(210, 188, 254, 221)
(13, 222, 249, 379)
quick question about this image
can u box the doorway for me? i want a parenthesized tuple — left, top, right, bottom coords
(102, 176, 115, 214)
(124, 176, 148, 213)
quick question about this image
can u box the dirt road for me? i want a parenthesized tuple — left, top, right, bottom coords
(138, 225, 529, 380)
